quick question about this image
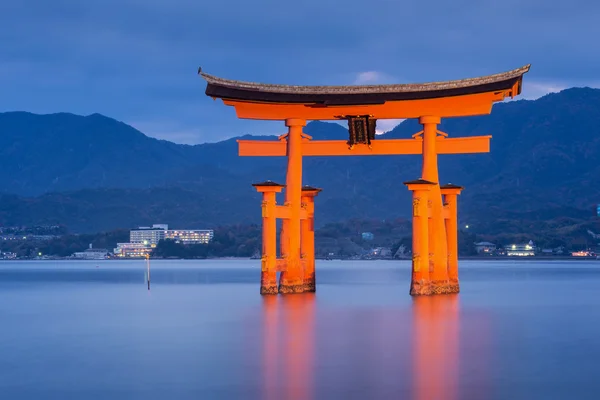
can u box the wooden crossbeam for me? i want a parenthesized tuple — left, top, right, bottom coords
(261, 204, 308, 219)
(223, 91, 503, 120)
(238, 136, 491, 157)
(275, 205, 308, 220)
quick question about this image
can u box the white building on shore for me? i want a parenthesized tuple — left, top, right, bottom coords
(72, 244, 110, 260)
(113, 242, 153, 258)
(130, 224, 167, 246)
(505, 241, 536, 257)
(114, 224, 214, 258)
(475, 241, 496, 254)
(166, 229, 214, 244)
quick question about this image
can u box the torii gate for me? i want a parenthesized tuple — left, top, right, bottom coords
(199, 65, 530, 296)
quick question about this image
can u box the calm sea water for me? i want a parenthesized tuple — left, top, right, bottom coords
(1, 259, 600, 399)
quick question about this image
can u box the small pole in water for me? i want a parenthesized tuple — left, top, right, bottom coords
(146, 254, 151, 290)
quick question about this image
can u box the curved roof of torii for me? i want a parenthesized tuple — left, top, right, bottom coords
(199, 65, 531, 106)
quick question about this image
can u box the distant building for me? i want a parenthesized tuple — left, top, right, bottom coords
(572, 250, 595, 257)
(554, 246, 565, 255)
(29, 235, 59, 241)
(113, 243, 153, 258)
(115, 224, 214, 258)
(1, 252, 16, 260)
(361, 232, 374, 241)
(505, 242, 535, 257)
(370, 247, 392, 258)
(166, 229, 214, 244)
(72, 244, 110, 260)
(0, 235, 19, 241)
(130, 224, 168, 245)
(394, 244, 409, 259)
(474, 242, 496, 254)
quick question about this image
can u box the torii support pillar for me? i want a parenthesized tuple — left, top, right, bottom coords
(404, 179, 435, 296)
(253, 181, 285, 295)
(441, 184, 464, 294)
(301, 186, 321, 292)
(419, 116, 451, 295)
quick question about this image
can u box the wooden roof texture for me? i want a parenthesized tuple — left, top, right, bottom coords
(199, 65, 530, 105)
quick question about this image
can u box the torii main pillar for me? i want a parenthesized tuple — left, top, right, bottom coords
(279, 118, 307, 294)
(419, 116, 451, 294)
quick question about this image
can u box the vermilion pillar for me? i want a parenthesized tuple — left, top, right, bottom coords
(279, 118, 306, 294)
(253, 181, 285, 295)
(419, 116, 450, 294)
(404, 179, 435, 296)
(301, 186, 321, 292)
(441, 184, 463, 294)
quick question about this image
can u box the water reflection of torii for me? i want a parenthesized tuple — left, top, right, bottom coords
(261, 294, 469, 399)
(262, 294, 316, 400)
(412, 295, 460, 400)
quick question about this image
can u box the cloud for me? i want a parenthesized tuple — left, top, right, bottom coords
(352, 71, 404, 133)
(353, 71, 398, 85)
(520, 80, 600, 100)
(521, 81, 570, 100)
(375, 119, 405, 135)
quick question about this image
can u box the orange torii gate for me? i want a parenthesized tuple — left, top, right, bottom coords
(199, 65, 530, 296)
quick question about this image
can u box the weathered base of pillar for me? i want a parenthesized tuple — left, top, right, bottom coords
(302, 282, 316, 292)
(260, 271, 278, 295)
(278, 284, 306, 294)
(278, 269, 305, 294)
(430, 280, 454, 295)
(410, 279, 432, 296)
(411, 279, 459, 296)
(260, 285, 279, 295)
(447, 279, 460, 294)
(302, 273, 316, 292)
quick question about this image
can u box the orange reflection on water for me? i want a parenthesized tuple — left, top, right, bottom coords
(262, 293, 316, 400)
(262, 295, 279, 400)
(262, 292, 466, 399)
(412, 294, 460, 400)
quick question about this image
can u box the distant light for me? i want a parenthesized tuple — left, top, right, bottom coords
(38, 252, 42, 256)
(465, 225, 469, 229)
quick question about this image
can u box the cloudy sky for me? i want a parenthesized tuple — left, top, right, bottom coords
(2, 0, 599, 144)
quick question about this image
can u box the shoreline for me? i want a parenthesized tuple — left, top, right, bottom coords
(3, 256, 598, 262)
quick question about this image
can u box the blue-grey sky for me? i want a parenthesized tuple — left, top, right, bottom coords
(2, 0, 599, 144)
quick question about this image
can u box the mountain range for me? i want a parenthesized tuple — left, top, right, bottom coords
(2, 87, 600, 233)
